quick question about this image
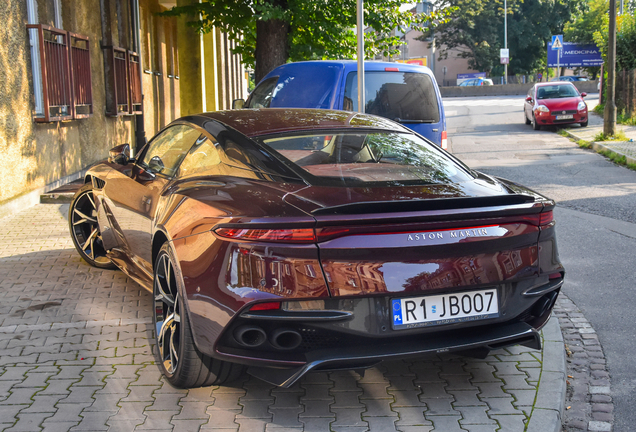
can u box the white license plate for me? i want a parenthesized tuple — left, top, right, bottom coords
(556, 114, 574, 120)
(391, 289, 499, 329)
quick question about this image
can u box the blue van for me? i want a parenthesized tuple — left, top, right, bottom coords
(241, 61, 447, 149)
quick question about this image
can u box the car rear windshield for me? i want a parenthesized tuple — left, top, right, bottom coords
(344, 72, 440, 123)
(257, 131, 473, 187)
(536, 84, 579, 99)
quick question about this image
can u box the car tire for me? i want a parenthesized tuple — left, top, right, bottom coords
(525, 111, 531, 125)
(69, 183, 116, 269)
(153, 243, 244, 388)
(580, 120, 588, 127)
(532, 114, 541, 131)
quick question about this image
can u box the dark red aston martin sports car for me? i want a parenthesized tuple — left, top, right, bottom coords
(69, 109, 564, 388)
(524, 81, 588, 130)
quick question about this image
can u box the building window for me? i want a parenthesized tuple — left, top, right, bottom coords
(26, 24, 93, 122)
(103, 47, 143, 116)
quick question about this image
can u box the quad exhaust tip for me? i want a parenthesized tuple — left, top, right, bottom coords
(234, 326, 267, 347)
(233, 326, 303, 351)
(270, 328, 303, 350)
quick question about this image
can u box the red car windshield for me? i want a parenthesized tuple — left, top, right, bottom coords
(536, 85, 579, 100)
(258, 131, 474, 187)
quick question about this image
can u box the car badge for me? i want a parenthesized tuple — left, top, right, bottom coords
(562, 111, 566, 114)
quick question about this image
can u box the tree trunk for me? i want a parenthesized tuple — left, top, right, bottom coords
(255, 18, 289, 83)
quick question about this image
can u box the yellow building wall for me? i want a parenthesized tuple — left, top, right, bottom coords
(0, 0, 243, 208)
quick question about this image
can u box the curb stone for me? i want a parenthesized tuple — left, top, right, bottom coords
(554, 295, 614, 432)
(525, 315, 566, 432)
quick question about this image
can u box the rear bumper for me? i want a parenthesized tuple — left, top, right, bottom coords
(210, 279, 561, 387)
(243, 320, 542, 387)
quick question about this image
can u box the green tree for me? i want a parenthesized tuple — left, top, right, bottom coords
(419, 0, 582, 75)
(162, 0, 451, 82)
(593, 8, 636, 71)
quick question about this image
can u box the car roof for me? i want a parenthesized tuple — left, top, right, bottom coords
(262, 60, 435, 78)
(187, 108, 411, 137)
(535, 81, 576, 87)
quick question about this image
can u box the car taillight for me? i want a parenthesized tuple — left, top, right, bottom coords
(539, 210, 553, 226)
(441, 130, 448, 150)
(249, 302, 281, 311)
(214, 227, 316, 243)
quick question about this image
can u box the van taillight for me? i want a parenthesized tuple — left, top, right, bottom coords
(441, 131, 448, 150)
(385, 67, 399, 71)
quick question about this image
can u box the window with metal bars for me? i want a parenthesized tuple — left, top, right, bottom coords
(26, 24, 93, 122)
(104, 46, 143, 116)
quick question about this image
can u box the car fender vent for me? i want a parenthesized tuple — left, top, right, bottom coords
(92, 177, 106, 189)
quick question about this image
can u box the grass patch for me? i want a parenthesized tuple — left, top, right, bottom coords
(577, 139, 592, 149)
(593, 130, 629, 142)
(597, 149, 636, 171)
(557, 128, 569, 137)
(593, 103, 636, 125)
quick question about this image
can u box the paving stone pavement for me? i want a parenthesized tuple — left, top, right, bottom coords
(0, 203, 569, 432)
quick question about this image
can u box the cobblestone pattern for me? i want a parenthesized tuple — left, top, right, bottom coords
(555, 297, 614, 432)
(0, 204, 557, 432)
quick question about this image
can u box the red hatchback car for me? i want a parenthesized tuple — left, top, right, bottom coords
(524, 82, 588, 130)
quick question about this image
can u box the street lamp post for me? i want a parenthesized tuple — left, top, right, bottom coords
(356, 0, 365, 113)
(604, 0, 617, 136)
(504, 0, 507, 85)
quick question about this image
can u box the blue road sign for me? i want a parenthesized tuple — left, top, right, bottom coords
(551, 35, 564, 50)
(547, 42, 603, 67)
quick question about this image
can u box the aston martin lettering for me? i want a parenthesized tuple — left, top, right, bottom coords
(407, 228, 491, 242)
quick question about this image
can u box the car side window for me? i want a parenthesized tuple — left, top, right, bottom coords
(177, 136, 222, 178)
(245, 77, 279, 108)
(141, 125, 201, 177)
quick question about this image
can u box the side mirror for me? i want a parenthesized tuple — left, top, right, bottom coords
(232, 98, 245, 109)
(525, 96, 533, 102)
(108, 144, 131, 165)
(148, 155, 165, 173)
(580, 92, 587, 98)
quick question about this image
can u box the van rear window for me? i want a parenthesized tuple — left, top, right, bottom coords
(344, 72, 440, 123)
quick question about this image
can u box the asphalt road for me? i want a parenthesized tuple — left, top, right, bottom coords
(444, 94, 636, 432)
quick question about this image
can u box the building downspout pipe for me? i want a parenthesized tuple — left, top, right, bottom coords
(131, 0, 147, 154)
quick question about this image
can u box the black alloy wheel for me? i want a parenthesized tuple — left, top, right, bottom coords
(153, 243, 244, 388)
(69, 183, 115, 269)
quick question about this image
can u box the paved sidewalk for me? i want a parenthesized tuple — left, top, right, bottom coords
(0, 204, 567, 432)
(561, 110, 636, 164)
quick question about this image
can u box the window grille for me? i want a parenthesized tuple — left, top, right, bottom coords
(104, 47, 143, 116)
(26, 24, 92, 122)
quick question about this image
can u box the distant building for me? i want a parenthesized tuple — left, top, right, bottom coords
(0, 0, 247, 216)
(375, 1, 481, 87)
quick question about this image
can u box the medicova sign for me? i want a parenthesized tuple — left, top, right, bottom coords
(547, 42, 603, 67)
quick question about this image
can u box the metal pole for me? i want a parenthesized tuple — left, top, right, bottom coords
(131, 0, 146, 155)
(504, 0, 507, 85)
(604, 0, 617, 136)
(356, 0, 365, 113)
(557, 48, 560, 79)
(620, 0, 623, 14)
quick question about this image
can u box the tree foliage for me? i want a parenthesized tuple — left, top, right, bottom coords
(419, 0, 584, 75)
(592, 4, 636, 71)
(161, 0, 451, 82)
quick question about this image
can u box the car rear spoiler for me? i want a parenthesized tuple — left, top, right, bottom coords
(311, 194, 538, 216)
